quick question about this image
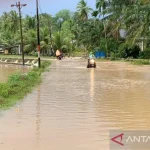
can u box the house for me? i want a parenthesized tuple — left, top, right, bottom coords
(0, 45, 5, 53)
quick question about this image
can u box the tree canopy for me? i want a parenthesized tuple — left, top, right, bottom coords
(1, 0, 150, 58)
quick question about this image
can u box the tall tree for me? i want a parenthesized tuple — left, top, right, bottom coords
(77, 0, 92, 21)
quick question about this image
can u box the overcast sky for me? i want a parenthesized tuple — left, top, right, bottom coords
(0, 0, 95, 16)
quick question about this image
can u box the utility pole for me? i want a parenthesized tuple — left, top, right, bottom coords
(50, 26, 53, 56)
(48, 20, 53, 56)
(36, 0, 41, 68)
(11, 1, 26, 66)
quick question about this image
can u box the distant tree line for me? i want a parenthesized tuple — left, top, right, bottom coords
(0, 0, 150, 58)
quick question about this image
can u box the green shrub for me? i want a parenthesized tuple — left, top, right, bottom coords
(8, 73, 24, 86)
(30, 51, 38, 57)
(0, 83, 10, 98)
(118, 44, 140, 58)
(110, 52, 116, 60)
(139, 49, 150, 59)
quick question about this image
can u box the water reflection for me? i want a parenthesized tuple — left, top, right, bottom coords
(90, 69, 95, 101)
(36, 86, 41, 144)
(0, 64, 30, 82)
(16, 105, 22, 126)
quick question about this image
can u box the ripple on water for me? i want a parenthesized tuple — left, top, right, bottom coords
(0, 60, 150, 150)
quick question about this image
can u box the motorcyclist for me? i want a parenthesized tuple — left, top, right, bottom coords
(89, 52, 95, 59)
(56, 50, 60, 59)
(88, 52, 95, 63)
(60, 50, 63, 59)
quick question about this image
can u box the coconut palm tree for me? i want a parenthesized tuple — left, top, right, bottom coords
(92, 0, 110, 56)
(77, 0, 92, 21)
(24, 29, 37, 54)
(53, 32, 66, 50)
(9, 10, 19, 34)
(24, 15, 36, 30)
(123, 1, 150, 46)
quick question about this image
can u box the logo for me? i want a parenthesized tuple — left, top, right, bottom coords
(111, 133, 124, 146)
(110, 130, 150, 150)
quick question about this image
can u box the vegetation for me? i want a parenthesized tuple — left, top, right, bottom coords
(132, 59, 150, 65)
(0, 0, 150, 58)
(0, 54, 55, 59)
(0, 61, 50, 109)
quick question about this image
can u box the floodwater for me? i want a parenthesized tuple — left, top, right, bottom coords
(0, 63, 30, 83)
(0, 59, 150, 150)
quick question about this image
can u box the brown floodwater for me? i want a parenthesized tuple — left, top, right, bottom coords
(0, 59, 150, 150)
(0, 63, 30, 83)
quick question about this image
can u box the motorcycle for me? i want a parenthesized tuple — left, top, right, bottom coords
(57, 55, 62, 60)
(87, 58, 96, 68)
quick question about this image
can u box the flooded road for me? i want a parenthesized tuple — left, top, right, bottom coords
(0, 63, 30, 82)
(0, 59, 150, 150)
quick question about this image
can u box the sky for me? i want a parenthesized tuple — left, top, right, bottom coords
(0, 0, 96, 16)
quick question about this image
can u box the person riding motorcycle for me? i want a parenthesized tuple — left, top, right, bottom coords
(89, 52, 95, 59)
(56, 50, 61, 59)
(87, 52, 96, 68)
(88, 52, 95, 63)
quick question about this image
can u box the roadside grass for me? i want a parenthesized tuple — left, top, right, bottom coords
(96, 58, 125, 62)
(1, 54, 150, 66)
(0, 54, 55, 60)
(131, 59, 150, 65)
(0, 61, 51, 109)
(96, 58, 150, 65)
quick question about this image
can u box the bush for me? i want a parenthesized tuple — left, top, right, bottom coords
(110, 52, 116, 60)
(30, 51, 38, 57)
(0, 83, 10, 98)
(118, 44, 140, 58)
(118, 44, 128, 58)
(139, 49, 150, 59)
